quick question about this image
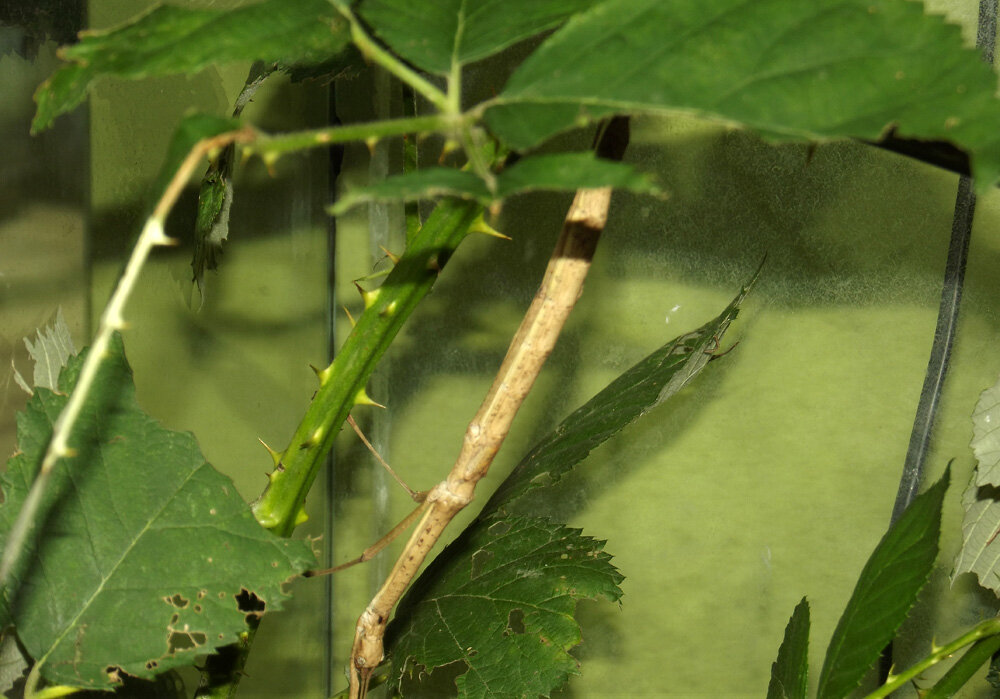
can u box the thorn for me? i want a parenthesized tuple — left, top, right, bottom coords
(258, 438, 282, 467)
(468, 214, 510, 240)
(354, 388, 386, 409)
(343, 305, 356, 327)
(104, 309, 128, 331)
(310, 363, 333, 386)
(379, 245, 401, 265)
(354, 281, 380, 310)
(379, 300, 398, 317)
(263, 151, 279, 176)
(438, 139, 460, 164)
(426, 253, 442, 274)
(365, 137, 378, 156)
(293, 506, 309, 527)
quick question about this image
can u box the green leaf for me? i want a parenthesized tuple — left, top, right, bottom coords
(386, 516, 623, 698)
(817, 468, 949, 699)
(495, 152, 659, 197)
(0, 335, 316, 691)
(330, 168, 491, 215)
(32, 0, 351, 133)
(14, 308, 76, 394)
(484, 0, 1000, 190)
(971, 377, 1000, 487)
(480, 269, 755, 517)
(152, 113, 244, 208)
(331, 152, 658, 214)
(358, 0, 601, 75)
(767, 598, 810, 699)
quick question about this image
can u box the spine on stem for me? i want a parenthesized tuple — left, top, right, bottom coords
(250, 199, 483, 536)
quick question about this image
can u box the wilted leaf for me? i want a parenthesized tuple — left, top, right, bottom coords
(0, 335, 316, 691)
(331, 152, 658, 214)
(14, 308, 75, 394)
(817, 468, 948, 699)
(32, 0, 351, 132)
(480, 268, 755, 517)
(767, 598, 810, 699)
(358, 0, 601, 75)
(485, 0, 1000, 190)
(386, 516, 622, 698)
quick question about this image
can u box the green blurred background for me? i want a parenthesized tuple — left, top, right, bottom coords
(3, 0, 1000, 696)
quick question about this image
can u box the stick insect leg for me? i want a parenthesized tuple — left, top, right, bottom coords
(304, 500, 429, 577)
(704, 334, 740, 360)
(347, 414, 427, 503)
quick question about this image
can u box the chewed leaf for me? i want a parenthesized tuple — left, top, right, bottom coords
(358, 0, 601, 75)
(485, 0, 1000, 190)
(331, 153, 657, 214)
(0, 335, 316, 690)
(972, 377, 1000, 486)
(386, 516, 622, 698)
(479, 267, 757, 518)
(32, 0, 351, 132)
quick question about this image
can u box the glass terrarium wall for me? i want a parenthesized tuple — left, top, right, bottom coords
(329, 4, 1000, 699)
(3, 0, 337, 696)
(3, 0, 1000, 697)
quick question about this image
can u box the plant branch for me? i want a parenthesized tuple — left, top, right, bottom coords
(863, 618, 1000, 699)
(245, 114, 454, 160)
(346, 118, 631, 698)
(0, 126, 254, 590)
(335, 5, 450, 114)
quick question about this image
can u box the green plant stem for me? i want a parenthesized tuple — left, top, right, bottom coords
(200, 200, 484, 695)
(247, 114, 454, 160)
(863, 618, 1000, 699)
(251, 198, 483, 535)
(336, 5, 449, 113)
(22, 663, 80, 699)
(922, 632, 1000, 698)
(0, 125, 252, 590)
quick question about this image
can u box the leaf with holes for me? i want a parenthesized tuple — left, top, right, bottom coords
(484, 0, 1000, 190)
(32, 0, 353, 133)
(386, 516, 622, 698)
(0, 335, 316, 691)
(358, 0, 602, 75)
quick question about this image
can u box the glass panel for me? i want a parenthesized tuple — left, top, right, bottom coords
(6, 1, 1000, 697)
